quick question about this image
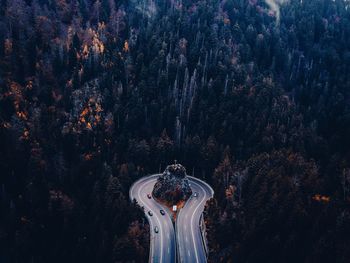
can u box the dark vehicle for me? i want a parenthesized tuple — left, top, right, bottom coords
(148, 211, 153, 216)
(147, 193, 152, 199)
(154, 226, 159, 233)
(160, 209, 165, 215)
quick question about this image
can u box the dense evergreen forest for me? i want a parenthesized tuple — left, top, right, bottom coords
(0, 0, 350, 262)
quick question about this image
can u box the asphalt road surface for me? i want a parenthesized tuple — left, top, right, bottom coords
(177, 176, 214, 263)
(129, 174, 176, 263)
(129, 174, 214, 263)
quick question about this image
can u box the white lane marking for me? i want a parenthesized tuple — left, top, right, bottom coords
(135, 181, 158, 258)
(146, 180, 167, 263)
(189, 180, 209, 263)
(135, 178, 165, 263)
(143, 179, 175, 262)
(134, 180, 156, 261)
(177, 199, 191, 261)
(177, 186, 196, 262)
(135, 177, 176, 263)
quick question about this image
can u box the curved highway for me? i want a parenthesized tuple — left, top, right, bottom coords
(177, 176, 214, 263)
(129, 174, 176, 263)
(129, 174, 214, 263)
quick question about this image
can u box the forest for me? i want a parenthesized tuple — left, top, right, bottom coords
(0, 0, 349, 262)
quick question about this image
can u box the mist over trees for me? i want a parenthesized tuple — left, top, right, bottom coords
(0, 0, 349, 262)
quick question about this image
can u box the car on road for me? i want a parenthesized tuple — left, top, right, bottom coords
(147, 193, 152, 199)
(154, 226, 159, 233)
(160, 209, 165, 215)
(193, 192, 198, 197)
(148, 211, 153, 216)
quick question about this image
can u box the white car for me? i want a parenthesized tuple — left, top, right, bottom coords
(154, 226, 159, 233)
(193, 192, 198, 197)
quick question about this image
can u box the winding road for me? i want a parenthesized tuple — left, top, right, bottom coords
(129, 174, 214, 263)
(177, 176, 214, 263)
(129, 174, 176, 263)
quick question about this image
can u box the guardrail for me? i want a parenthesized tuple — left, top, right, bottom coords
(199, 214, 209, 257)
